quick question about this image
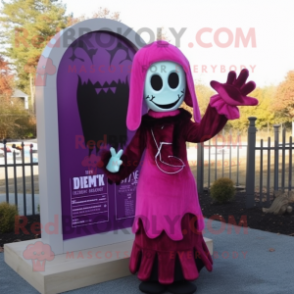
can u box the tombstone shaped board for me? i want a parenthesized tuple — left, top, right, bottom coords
(35, 19, 146, 255)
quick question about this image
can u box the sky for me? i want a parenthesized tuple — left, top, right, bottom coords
(62, 0, 294, 88)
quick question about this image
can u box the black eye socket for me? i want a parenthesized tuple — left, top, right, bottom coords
(168, 72, 179, 89)
(150, 74, 163, 91)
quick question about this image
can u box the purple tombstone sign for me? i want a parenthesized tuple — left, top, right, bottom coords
(57, 31, 146, 241)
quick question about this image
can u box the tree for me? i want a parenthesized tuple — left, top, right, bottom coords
(272, 71, 294, 122)
(91, 6, 120, 21)
(0, 0, 68, 113)
(226, 86, 277, 132)
(181, 80, 279, 133)
(0, 2, 121, 114)
(181, 82, 215, 121)
(0, 94, 31, 139)
(67, 6, 121, 26)
(0, 56, 32, 139)
(157, 27, 170, 42)
(0, 55, 14, 100)
(194, 82, 214, 116)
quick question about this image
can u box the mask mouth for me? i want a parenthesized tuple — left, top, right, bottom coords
(151, 93, 183, 109)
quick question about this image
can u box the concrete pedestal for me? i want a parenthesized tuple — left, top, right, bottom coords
(4, 237, 213, 294)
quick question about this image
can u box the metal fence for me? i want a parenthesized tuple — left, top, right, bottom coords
(1, 117, 294, 215)
(196, 116, 294, 209)
(0, 140, 38, 215)
(245, 117, 294, 208)
(196, 129, 246, 193)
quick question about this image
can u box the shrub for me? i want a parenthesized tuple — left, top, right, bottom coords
(210, 177, 235, 204)
(14, 114, 37, 139)
(0, 202, 19, 233)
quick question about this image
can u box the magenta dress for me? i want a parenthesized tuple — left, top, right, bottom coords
(101, 106, 227, 284)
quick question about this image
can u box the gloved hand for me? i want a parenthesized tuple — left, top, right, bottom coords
(210, 69, 258, 119)
(106, 147, 123, 173)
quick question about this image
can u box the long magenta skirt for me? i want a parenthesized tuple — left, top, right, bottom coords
(129, 213, 213, 285)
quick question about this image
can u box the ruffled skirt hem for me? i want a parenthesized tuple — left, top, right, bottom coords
(129, 213, 213, 284)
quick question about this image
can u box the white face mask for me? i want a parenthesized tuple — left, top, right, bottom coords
(144, 61, 186, 112)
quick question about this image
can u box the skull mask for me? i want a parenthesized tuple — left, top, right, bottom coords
(144, 61, 186, 112)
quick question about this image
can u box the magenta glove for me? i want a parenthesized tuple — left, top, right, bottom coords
(209, 69, 258, 119)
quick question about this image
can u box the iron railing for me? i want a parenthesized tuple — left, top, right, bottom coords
(196, 128, 246, 194)
(0, 140, 38, 215)
(195, 117, 294, 208)
(1, 117, 294, 214)
(252, 123, 293, 208)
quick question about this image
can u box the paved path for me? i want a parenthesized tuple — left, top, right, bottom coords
(1, 219, 293, 293)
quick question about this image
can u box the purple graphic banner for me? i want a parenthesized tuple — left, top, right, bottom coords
(57, 31, 145, 240)
(115, 170, 139, 220)
(70, 173, 109, 227)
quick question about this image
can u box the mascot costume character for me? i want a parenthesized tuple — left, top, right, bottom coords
(100, 40, 258, 294)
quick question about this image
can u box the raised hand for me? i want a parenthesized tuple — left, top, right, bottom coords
(106, 147, 123, 173)
(210, 69, 258, 106)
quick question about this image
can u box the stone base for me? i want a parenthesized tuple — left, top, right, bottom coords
(4, 237, 213, 294)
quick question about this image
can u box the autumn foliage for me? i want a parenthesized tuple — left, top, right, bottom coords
(272, 71, 294, 122)
(0, 55, 36, 139)
(0, 56, 13, 99)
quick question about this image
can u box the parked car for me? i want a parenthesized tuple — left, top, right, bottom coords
(23, 143, 38, 162)
(0, 143, 22, 164)
(7, 142, 37, 151)
(0, 143, 11, 153)
(4, 142, 38, 162)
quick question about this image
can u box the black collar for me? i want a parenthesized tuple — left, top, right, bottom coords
(141, 108, 192, 127)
